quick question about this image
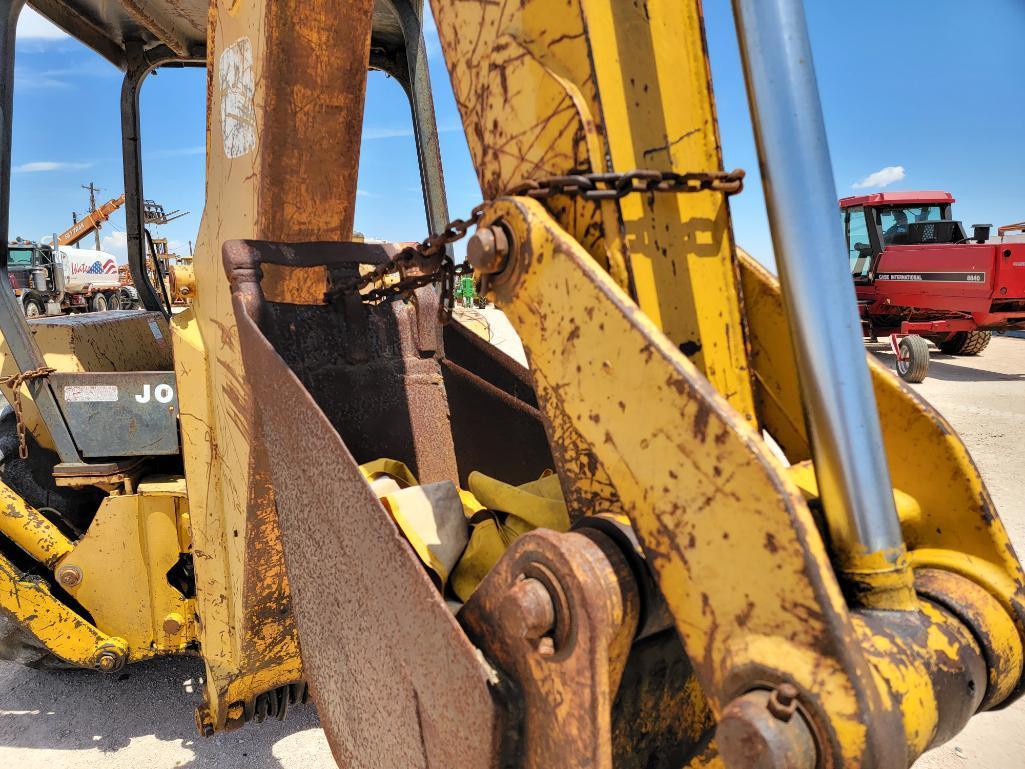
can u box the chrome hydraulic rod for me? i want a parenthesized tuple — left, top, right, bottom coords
(731, 0, 904, 567)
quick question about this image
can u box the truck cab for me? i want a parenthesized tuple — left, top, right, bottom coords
(7, 240, 63, 316)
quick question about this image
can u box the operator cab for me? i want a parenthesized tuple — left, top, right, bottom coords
(839, 191, 968, 281)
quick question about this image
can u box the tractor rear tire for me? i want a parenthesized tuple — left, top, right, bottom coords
(0, 612, 72, 669)
(896, 335, 929, 383)
(0, 406, 102, 669)
(938, 330, 991, 356)
(0, 407, 103, 537)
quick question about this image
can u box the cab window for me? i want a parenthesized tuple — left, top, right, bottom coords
(879, 205, 942, 246)
(8, 247, 33, 267)
(845, 206, 872, 279)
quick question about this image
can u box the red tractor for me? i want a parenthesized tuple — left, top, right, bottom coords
(840, 190, 1025, 382)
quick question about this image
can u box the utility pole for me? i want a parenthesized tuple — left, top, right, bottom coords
(82, 182, 101, 250)
(188, 240, 193, 256)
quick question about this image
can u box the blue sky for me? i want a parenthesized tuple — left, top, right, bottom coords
(10, 1, 1025, 268)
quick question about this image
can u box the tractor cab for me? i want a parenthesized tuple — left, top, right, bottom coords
(838, 191, 973, 282)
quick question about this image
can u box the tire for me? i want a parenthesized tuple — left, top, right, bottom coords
(104, 291, 120, 311)
(896, 335, 929, 383)
(0, 406, 100, 670)
(22, 299, 42, 318)
(89, 292, 108, 313)
(119, 288, 141, 310)
(938, 330, 991, 356)
(0, 609, 72, 669)
(0, 407, 102, 536)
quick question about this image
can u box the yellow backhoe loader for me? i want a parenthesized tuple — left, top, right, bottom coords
(0, 1, 1022, 768)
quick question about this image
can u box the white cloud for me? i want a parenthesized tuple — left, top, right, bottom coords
(16, 69, 69, 89)
(852, 165, 906, 190)
(147, 146, 205, 158)
(363, 126, 415, 141)
(13, 161, 92, 173)
(362, 123, 460, 141)
(16, 7, 68, 40)
(100, 231, 128, 260)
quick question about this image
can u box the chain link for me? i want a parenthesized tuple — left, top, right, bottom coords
(508, 167, 745, 200)
(325, 168, 744, 321)
(0, 366, 55, 459)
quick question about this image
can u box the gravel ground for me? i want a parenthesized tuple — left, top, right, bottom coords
(0, 335, 1022, 769)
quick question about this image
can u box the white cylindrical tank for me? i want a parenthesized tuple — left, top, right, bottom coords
(56, 247, 122, 294)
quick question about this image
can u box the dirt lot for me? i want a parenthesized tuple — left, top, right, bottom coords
(0, 336, 1023, 769)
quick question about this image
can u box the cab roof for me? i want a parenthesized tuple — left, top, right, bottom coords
(28, 0, 414, 70)
(839, 191, 955, 209)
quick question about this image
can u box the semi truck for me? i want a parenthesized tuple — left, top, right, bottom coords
(6, 239, 139, 316)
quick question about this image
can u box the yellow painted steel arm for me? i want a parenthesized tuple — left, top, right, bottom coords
(174, 0, 375, 732)
(0, 481, 72, 567)
(429, 0, 755, 423)
(0, 555, 127, 669)
(478, 196, 905, 768)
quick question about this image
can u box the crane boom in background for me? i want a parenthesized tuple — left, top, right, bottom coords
(57, 193, 126, 247)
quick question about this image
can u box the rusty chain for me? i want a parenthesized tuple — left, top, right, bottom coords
(0, 366, 55, 459)
(325, 168, 745, 321)
(506, 167, 745, 200)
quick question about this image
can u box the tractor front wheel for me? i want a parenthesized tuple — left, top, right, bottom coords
(896, 335, 929, 383)
(938, 330, 991, 356)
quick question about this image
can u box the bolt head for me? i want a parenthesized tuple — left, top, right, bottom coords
(57, 565, 82, 587)
(499, 577, 556, 642)
(467, 226, 510, 275)
(95, 650, 121, 672)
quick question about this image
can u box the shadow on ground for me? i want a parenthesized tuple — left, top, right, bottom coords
(0, 656, 331, 768)
(870, 348, 1025, 383)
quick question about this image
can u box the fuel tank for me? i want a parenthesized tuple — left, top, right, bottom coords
(56, 247, 121, 293)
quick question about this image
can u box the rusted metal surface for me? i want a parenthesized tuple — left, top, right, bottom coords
(258, 0, 374, 242)
(224, 239, 458, 483)
(853, 604, 987, 760)
(230, 266, 506, 768)
(716, 689, 817, 769)
(441, 320, 553, 487)
(29, 0, 205, 66)
(179, 0, 449, 732)
(117, 0, 191, 56)
(915, 568, 1024, 711)
(480, 196, 913, 769)
(460, 528, 639, 769)
(428, 0, 757, 421)
(610, 629, 715, 769)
